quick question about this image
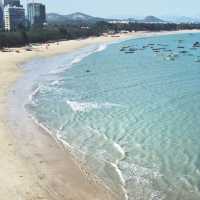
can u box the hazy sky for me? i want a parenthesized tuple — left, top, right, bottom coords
(22, 0, 200, 18)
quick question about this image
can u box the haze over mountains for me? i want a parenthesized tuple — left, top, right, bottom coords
(47, 12, 109, 24)
(47, 12, 165, 24)
(47, 12, 200, 24)
(161, 16, 200, 23)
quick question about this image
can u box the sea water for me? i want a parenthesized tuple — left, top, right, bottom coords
(26, 33, 200, 200)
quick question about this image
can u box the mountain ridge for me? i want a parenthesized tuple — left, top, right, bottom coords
(47, 12, 200, 24)
(47, 12, 108, 24)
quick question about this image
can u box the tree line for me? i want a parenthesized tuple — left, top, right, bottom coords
(0, 22, 200, 48)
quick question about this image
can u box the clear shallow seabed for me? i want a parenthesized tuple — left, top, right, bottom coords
(17, 33, 200, 200)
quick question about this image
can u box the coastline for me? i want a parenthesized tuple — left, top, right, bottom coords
(1, 29, 200, 200)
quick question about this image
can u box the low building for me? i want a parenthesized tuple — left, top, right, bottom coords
(27, 3, 46, 26)
(108, 20, 130, 24)
(4, 5, 25, 31)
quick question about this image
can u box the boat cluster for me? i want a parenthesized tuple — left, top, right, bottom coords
(193, 42, 200, 48)
(120, 40, 200, 63)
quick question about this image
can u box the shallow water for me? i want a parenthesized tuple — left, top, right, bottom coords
(26, 33, 200, 200)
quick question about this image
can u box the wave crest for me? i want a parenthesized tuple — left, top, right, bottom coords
(66, 100, 121, 112)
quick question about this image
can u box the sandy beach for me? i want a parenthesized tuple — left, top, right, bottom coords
(0, 30, 200, 200)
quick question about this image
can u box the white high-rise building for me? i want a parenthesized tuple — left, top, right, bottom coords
(3, 0, 25, 31)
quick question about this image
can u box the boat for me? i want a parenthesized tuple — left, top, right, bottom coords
(195, 59, 200, 63)
(193, 42, 200, 47)
(129, 48, 137, 51)
(120, 46, 130, 51)
(179, 50, 187, 54)
(165, 53, 178, 61)
(164, 49, 172, 52)
(125, 51, 135, 54)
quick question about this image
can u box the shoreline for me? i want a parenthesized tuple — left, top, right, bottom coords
(1, 29, 200, 200)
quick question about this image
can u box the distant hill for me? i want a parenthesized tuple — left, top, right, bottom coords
(47, 13, 168, 25)
(161, 16, 200, 23)
(47, 12, 200, 25)
(47, 12, 108, 24)
(141, 16, 165, 23)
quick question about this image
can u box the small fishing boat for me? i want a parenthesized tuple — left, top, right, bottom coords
(165, 53, 178, 61)
(193, 42, 200, 47)
(125, 51, 135, 54)
(179, 50, 188, 54)
(120, 46, 130, 51)
(194, 59, 200, 63)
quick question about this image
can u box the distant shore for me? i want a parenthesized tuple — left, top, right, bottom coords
(0, 29, 200, 200)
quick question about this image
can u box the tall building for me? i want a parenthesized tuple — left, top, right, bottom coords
(0, 1, 3, 29)
(3, 0, 25, 31)
(4, 5, 25, 30)
(4, 0, 20, 7)
(27, 3, 46, 26)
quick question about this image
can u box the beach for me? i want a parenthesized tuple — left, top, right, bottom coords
(0, 30, 200, 200)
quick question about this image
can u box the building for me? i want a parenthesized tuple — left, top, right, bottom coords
(3, 0, 25, 31)
(27, 3, 46, 26)
(0, 2, 3, 29)
(108, 20, 131, 24)
(4, 0, 20, 7)
(4, 5, 25, 30)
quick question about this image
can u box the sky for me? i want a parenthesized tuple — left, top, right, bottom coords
(21, 0, 200, 18)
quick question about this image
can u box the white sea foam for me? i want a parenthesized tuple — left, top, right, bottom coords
(49, 65, 71, 74)
(94, 44, 107, 53)
(66, 100, 121, 112)
(28, 85, 41, 104)
(71, 56, 85, 65)
(66, 100, 99, 112)
(111, 142, 128, 200)
(50, 44, 107, 75)
(56, 123, 128, 199)
(71, 44, 107, 65)
(109, 162, 128, 197)
(82, 126, 128, 199)
(50, 80, 62, 86)
(113, 142, 126, 161)
(56, 131, 74, 150)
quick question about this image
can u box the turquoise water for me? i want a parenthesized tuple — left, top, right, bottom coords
(27, 33, 200, 200)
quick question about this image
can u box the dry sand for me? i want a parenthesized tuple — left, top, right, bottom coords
(0, 30, 199, 200)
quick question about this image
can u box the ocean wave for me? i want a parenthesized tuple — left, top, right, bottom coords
(66, 100, 121, 112)
(50, 44, 108, 75)
(94, 44, 107, 53)
(53, 121, 128, 199)
(85, 126, 128, 200)
(70, 55, 86, 65)
(28, 85, 42, 105)
(27, 96, 128, 200)
(50, 80, 62, 86)
(119, 160, 164, 200)
(109, 162, 128, 200)
(71, 44, 107, 65)
(49, 64, 71, 74)
(49, 49, 92, 74)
